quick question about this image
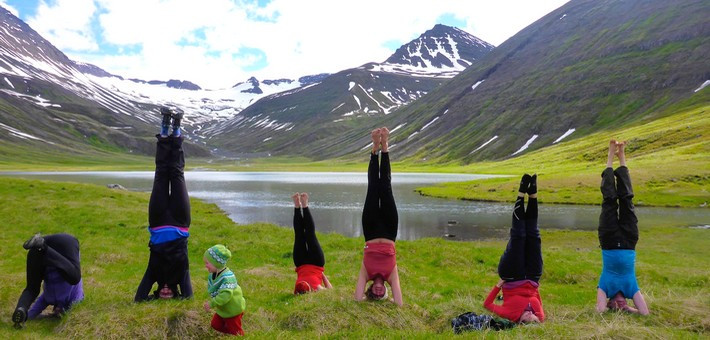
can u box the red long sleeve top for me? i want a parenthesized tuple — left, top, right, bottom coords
(294, 264, 324, 293)
(483, 282, 545, 323)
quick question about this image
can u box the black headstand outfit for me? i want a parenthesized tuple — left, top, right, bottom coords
(362, 152, 398, 241)
(134, 135, 193, 301)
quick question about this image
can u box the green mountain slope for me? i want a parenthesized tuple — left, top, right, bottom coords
(213, 0, 708, 162)
(0, 7, 210, 159)
(386, 0, 709, 161)
(415, 92, 710, 207)
(210, 24, 493, 156)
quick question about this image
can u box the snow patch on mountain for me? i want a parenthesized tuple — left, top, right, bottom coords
(88, 74, 305, 128)
(365, 63, 461, 78)
(1, 89, 60, 107)
(553, 128, 576, 143)
(512, 135, 539, 156)
(357, 84, 390, 114)
(471, 80, 485, 91)
(352, 95, 361, 109)
(470, 136, 498, 154)
(421, 116, 440, 131)
(391, 123, 407, 133)
(3, 76, 13, 88)
(0, 121, 55, 144)
(694, 80, 710, 93)
(330, 103, 345, 112)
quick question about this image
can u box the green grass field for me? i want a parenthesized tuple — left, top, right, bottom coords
(1, 177, 708, 338)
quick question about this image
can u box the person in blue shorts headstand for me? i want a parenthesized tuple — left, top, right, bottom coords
(596, 140, 649, 315)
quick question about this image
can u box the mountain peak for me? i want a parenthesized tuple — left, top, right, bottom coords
(383, 24, 493, 70)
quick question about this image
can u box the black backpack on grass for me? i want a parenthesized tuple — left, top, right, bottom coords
(451, 311, 515, 334)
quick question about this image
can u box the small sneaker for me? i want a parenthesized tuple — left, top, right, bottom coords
(527, 174, 537, 195)
(160, 107, 173, 123)
(12, 307, 27, 329)
(170, 109, 184, 137)
(171, 109, 183, 127)
(518, 174, 531, 193)
(160, 107, 173, 136)
(23, 233, 45, 250)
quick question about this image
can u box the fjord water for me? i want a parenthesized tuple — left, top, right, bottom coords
(3, 171, 708, 240)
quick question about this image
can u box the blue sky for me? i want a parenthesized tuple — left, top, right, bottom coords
(0, 0, 569, 89)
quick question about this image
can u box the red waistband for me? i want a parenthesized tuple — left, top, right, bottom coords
(364, 241, 396, 252)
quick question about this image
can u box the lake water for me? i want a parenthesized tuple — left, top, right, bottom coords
(2, 171, 709, 241)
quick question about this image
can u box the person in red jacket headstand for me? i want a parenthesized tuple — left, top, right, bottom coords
(291, 192, 332, 294)
(484, 174, 545, 323)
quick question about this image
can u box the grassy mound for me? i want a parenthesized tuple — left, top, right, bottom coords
(0, 177, 708, 338)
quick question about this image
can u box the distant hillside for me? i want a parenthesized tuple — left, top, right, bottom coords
(383, 0, 710, 161)
(0, 5, 325, 158)
(210, 24, 494, 156)
(0, 6, 214, 157)
(218, 0, 708, 161)
(2, 1, 708, 164)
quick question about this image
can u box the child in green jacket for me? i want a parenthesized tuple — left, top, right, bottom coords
(203, 245, 246, 336)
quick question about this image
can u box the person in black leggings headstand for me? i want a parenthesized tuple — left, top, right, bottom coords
(12, 233, 83, 328)
(354, 127, 403, 306)
(291, 192, 332, 294)
(134, 107, 193, 301)
(483, 174, 544, 323)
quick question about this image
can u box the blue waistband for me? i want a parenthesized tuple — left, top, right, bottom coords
(149, 226, 189, 244)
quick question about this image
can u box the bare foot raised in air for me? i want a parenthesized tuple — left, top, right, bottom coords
(299, 192, 309, 208)
(371, 128, 381, 154)
(292, 193, 301, 208)
(616, 141, 627, 167)
(381, 127, 390, 153)
(606, 139, 617, 168)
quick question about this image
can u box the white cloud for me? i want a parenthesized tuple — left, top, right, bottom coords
(24, 0, 570, 89)
(26, 0, 99, 51)
(0, 0, 19, 17)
